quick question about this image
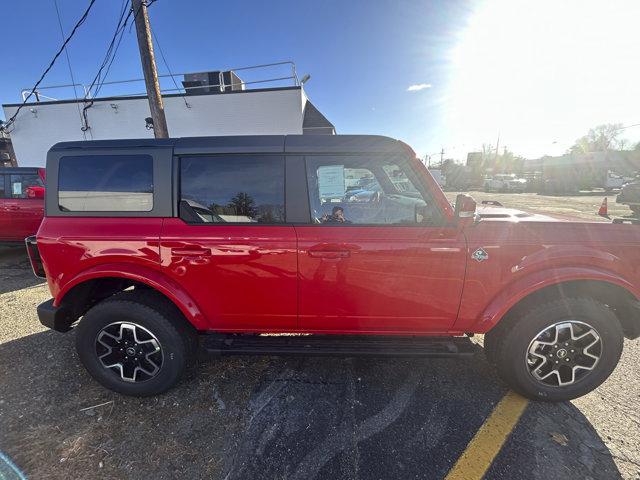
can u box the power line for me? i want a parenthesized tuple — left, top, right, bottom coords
(129, 0, 154, 33)
(81, 0, 161, 131)
(616, 123, 640, 131)
(131, 0, 169, 137)
(53, 0, 85, 139)
(93, 7, 130, 98)
(84, 0, 130, 100)
(151, 26, 190, 108)
(80, 0, 131, 131)
(1, 0, 97, 132)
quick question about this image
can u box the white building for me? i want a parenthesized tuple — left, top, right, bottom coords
(2, 62, 334, 167)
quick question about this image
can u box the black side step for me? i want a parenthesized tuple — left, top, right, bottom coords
(202, 334, 478, 357)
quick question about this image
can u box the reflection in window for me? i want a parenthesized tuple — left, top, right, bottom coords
(306, 155, 437, 225)
(180, 156, 285, 224)
(58, 155, 153, 212)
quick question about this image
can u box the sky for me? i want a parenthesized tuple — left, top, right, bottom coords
(2, 0, 640, 161)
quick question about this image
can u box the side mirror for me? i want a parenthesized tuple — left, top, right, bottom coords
(26, 186, 45, 199)
(454, 193, 477, 226)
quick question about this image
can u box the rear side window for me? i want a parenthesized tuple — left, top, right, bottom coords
(180, 155, 285, 224)
(58, 155, 153, 212)
(8, 173, 43, 199)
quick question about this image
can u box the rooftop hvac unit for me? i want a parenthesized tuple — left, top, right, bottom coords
(182, 71, 244, 95)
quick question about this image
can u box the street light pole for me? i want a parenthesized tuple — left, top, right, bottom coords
(131, 0, 169, 138)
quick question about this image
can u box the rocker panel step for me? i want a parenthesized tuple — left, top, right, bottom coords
(201, 334, 478, 357)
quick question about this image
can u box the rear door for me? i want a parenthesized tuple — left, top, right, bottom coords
(160, 154, 298, 332)
(296, 154, 467, 334)
(4, 171, 44, 240)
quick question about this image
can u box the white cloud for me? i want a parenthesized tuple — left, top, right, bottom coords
(407, 83, 432, 92)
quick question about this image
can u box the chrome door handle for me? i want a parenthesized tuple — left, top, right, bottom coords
(308, 249, 350, 259)
(171, 247, 212, 257)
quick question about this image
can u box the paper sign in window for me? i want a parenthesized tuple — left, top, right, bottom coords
(317, 165, 345, 199)
(12, 183, 22, 196)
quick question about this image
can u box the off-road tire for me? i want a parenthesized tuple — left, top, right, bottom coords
(75, 290, 197, 396)
(487, 297, 624, 401)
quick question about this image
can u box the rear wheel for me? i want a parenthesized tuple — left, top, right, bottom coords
(486, 297, 624, 401)
(75, 291, 196, 396)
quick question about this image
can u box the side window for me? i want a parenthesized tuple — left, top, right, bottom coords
(9, 173, 43, 199)
(306, 155, 440, 225)
(0, 175, 5, 198)
(180, 155, 285, 224)
(58, 155, 153, 212)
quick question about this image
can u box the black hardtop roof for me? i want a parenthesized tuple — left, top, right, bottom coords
(49, 135, 410, 155)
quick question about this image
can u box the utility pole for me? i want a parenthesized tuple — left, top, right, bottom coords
(440, 148, 445, 166)
(132, 0, 169, 138)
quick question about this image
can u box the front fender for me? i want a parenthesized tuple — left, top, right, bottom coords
(475, 266, 640, 332)
(54, 262, 208, 330)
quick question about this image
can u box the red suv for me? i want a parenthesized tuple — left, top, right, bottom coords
(0, 167, 45, 244)
(28, 136, 640, 400)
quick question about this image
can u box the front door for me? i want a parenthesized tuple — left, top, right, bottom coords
(161, 154, 298, 332)
(297, 154, 467, 334)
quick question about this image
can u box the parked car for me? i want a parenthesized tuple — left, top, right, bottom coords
(28, 135, 640, 401)
(541, 177, 580, 195)
(603, 170, 630, 192)
(0, 167, 45, 244)
(617, 178, 640, 215)
(484, 173, 527, 193)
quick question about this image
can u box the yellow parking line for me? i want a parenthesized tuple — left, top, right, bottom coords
(445, 391, 529, 480)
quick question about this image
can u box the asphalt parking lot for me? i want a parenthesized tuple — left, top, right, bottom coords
(1, 192, 639, 480)
(443, 189, 633, 221)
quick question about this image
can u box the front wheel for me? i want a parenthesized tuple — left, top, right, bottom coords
(486, 298, 624, 401)
(75, 291, 196, 396)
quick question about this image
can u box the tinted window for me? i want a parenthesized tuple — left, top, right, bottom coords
(9, 173, 43, 199)
(0, 175, 5, 198)
(58, 155, 153, 212)
(306, 155, 440, 225)
(180, 156, 285, 224)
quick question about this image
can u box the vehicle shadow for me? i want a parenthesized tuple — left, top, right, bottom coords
(0, 247, 46, 295)
(0, 330, 623, 480)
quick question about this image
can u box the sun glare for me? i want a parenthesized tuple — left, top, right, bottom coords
(446, 0, 640, 158)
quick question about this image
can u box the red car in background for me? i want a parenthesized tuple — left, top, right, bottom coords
(0, 167, 45, 244)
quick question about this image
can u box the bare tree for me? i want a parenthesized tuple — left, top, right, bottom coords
(570, 123, 624, 154)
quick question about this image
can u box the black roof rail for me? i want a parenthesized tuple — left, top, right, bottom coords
(49, 134, 408, 155)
